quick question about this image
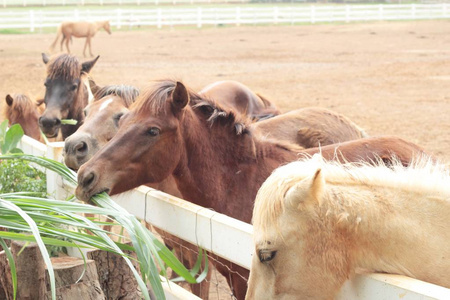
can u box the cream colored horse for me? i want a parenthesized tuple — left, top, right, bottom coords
(50, 21, 111, 57)
(247, 155, 450, 300)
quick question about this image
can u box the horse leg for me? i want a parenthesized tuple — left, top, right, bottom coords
(88, 37, 94, 57)
(83, 37, 89, 57)
(65, 35, 71, 54)
(60, 35, 65, 51)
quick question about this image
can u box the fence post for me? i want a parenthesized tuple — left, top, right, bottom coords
(157, 8, 162, 29)
(411, 3, 416, 20)
(236, 7, 241, 26)
(116, 9, 122, 29)
(197, 7, 202, 28)
(310, 5, 315, 24)
(345, 5, 350, 23)
(378, 4, 383, 21)
(45, 142, 66, 201)
(273, 6, 279, 25)
(29, 10, 35, 32)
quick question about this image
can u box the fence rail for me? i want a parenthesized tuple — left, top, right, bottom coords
(0, 3, 449, 31)
(16, 135, 450, 300)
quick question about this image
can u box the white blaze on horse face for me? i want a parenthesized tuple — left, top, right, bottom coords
(99, 98, 114, 112)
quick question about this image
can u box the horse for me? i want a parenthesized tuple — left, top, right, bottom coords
(247, 155, 450, 300)
(50, 21, 111, 57)
(251, 107, 368, 148)
(63, 81, 211, 298)
(2, 94, 44, 142)
(199, 80, 280, 121)
(40, 53, 98, 140)
(75, 80, 429, 299)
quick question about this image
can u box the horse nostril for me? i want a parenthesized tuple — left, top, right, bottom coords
(82, 172, 96, 189)
(54, 119, 61, 126)
(75, 141, 88, 154)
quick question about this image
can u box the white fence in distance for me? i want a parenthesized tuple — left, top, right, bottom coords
(16, 135, 450, 300)
(0, 4, 450, 31)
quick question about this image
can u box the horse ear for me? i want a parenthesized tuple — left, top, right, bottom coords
(42, 53, 50, 64)
(5, 94, 13, 106)
(81, 55, 100, 74)
(88, 78, 101, 97)
(171, 81, 189, 113)
(284, 168, 324, 210)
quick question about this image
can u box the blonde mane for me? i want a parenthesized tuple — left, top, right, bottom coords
(253, 154, 449, 234)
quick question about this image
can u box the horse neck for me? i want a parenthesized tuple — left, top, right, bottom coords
(96, 21, 107, 31)
(173, 111, 298, 223)
(319, 183, 450, 280)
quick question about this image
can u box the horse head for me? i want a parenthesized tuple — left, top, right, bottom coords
(4, 93, 42, 141)
(76, 80, 190, 202)
(64, 81, 139, 170)
(39, 53, 99, 139)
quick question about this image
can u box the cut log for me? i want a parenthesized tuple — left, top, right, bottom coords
(87, 247, 143, 300)
(0, 240, 46, 300)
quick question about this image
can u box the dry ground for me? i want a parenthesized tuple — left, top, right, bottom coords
(1, 20, 450, 298)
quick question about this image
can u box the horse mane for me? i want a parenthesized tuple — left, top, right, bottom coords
(253, 154, 449, 234)
(94, 85, 139, 107)
(46, 53, 81, 81)
(134, 79, 252, 135)
(2, 94, 38, 120)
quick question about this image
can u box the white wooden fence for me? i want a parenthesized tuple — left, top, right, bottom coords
(0, 4, 449, 31)
(16, 134, 450, 299)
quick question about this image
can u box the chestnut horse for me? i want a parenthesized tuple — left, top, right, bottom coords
(63, 82, 210, 298)
(247, 155, 450, 299)
(252, 107, 367, 148)
(2, 94, 44, 142)
(40, 53, 98, 140)
(75, 80, 428, 299)
(50, 21, 111, 57)
(199, 80, 280, 121)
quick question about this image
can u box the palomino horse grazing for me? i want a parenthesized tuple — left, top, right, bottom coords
(252, 107, 367, 148)
(50, 21, 111, 57)
(3, 94, 44, 142)
(247, 155, 449, 300)
(63, 82, 210, 298)
(40, 53, 98, 140)
(199, 80, 280, 121)
(75, 80, 428, 299)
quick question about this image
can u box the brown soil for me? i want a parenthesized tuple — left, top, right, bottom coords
(1, 20, 450, 298)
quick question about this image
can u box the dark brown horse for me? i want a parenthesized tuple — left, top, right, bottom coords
(75, 80, 428, 299)
(40, 53, 98, 140)
(199, 80, 280, 121)
(2, 94, 44, 142)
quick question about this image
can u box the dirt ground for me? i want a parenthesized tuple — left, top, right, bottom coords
(1, 20, 450, 298)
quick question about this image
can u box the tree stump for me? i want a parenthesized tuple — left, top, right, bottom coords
(0, 240, 46, 300)
(45, 256, 105, 300)
(87, 247, 143, 300)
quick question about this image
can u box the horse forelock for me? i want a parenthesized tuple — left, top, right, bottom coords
(47, 54, 81, 81)
(94, 85, 139, 108)
(253, 154, 449, 236)
(132, 80, 177, 114)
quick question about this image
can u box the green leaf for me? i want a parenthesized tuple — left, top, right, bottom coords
(61, 119, 78, 125)
(2, 124, 24, 154)
(0, 238, 17, 300)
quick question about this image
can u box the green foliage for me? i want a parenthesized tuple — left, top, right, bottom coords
(0, 120, 46, 197)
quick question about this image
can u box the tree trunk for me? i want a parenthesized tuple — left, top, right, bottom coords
(45, 256, 105, 300)
(87, 247, 143, 300)
(0, 240, 46, 300)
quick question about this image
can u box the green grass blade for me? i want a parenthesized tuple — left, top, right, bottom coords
(0, 238, 17, 300)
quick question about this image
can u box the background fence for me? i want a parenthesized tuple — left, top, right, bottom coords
(17, 134, 450, 300)
(0, 3, 450, 31)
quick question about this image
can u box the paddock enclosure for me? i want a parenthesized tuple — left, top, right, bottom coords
(2, 18, 450, 299)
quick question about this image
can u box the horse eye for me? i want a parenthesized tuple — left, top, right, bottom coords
(83, 109, 88, 117)
(258, 249, 277, 263)
(113, 113, 124, 126)
(71, 84, 78, 91)
(147, 127, 160, 137)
